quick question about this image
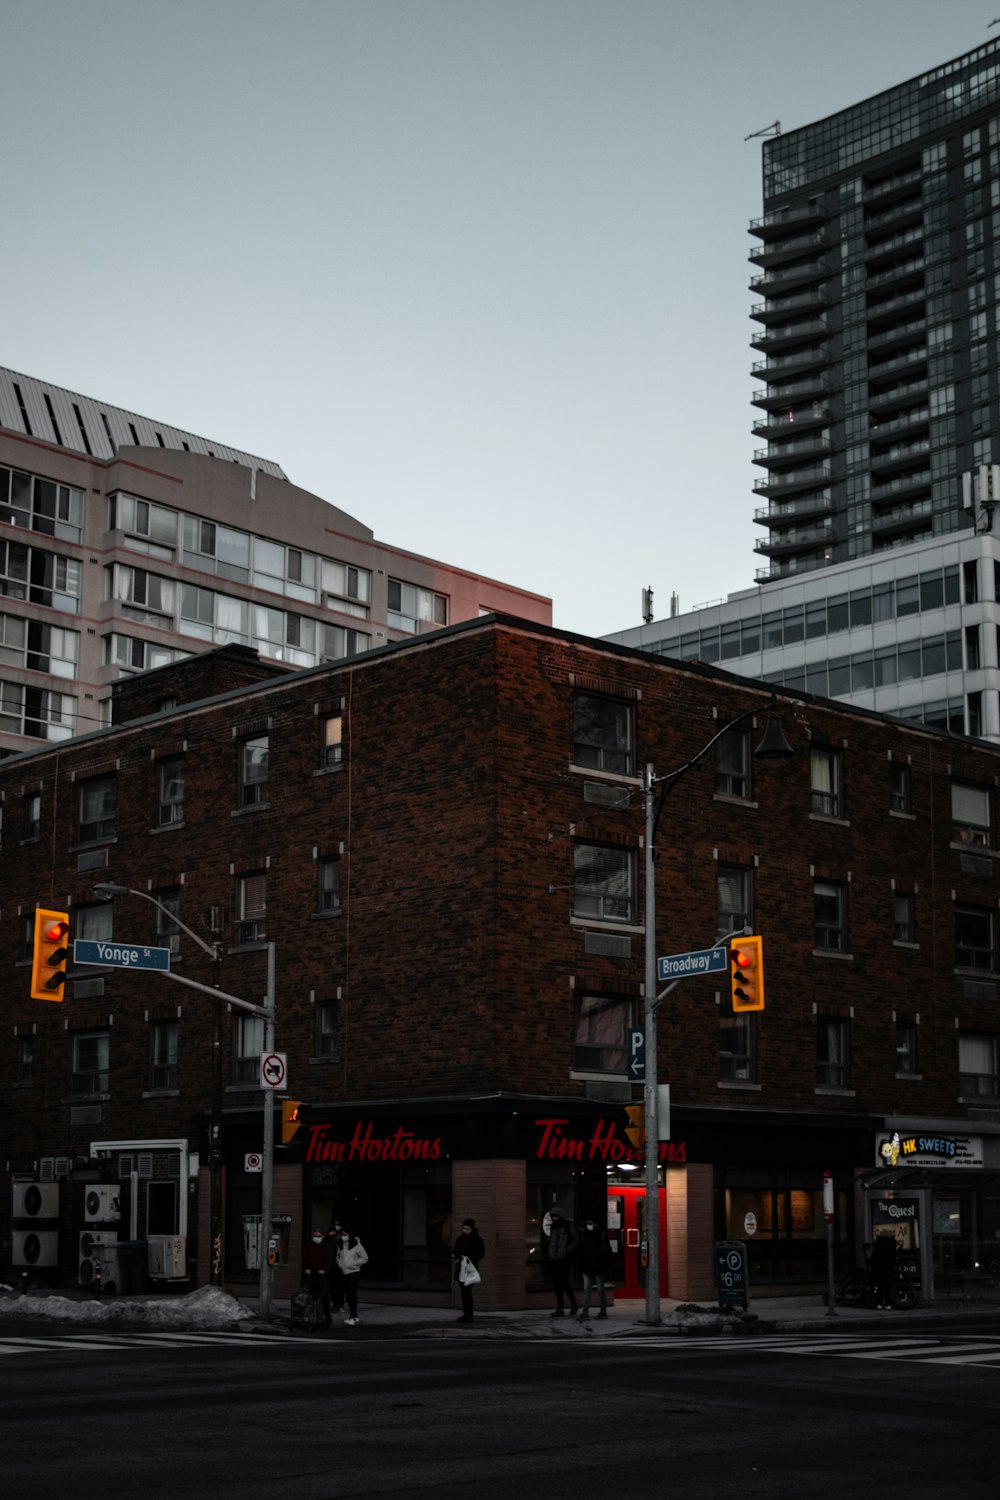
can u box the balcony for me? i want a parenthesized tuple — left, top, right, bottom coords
(866, 255, 925, 293)
(749, 201, 826, 239)
(753, 465, 831, 497)
(864, 197, 923, 235)
(870, 469, 932, 505)
(754, 522, 835, 557)
(871, 497, 934, 537)
(869, 375, 929, 411)
(870, 437, 931, 472)
(750, 260, 828, 295)
(753, 435, 831, 468)
(750, 318, 828, 354)
(868, 346, 928, 385)
(751, 374, 830, 410)
(863, 165, 922, 203)
(752, 404, 830, 438)
(751, 346, 830, 382)
(750, 288, 829, 326)
(864, 224, 924, 265)
(867, 316, 927, 354)
(749, 230, 828, 268)
(867, 285, 926, 326)
(868, 407, 929, 439)
(754, 492, 833, 527)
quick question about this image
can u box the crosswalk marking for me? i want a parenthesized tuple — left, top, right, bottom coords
(0, 1329, 306, 1355)
(626, 1332, 1000, 1368)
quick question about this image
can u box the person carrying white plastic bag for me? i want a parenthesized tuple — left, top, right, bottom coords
(452, 1217, 485, 1324)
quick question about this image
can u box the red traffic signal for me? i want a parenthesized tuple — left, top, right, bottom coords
(31, 909, 70, 1002)
(730, 935, 764, 1013)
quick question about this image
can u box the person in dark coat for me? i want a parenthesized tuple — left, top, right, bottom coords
(302, 1227, 335, 1327)
(543, 1207, 579, 1317)
(326, 1221, 345, 1311)
(453, 1217, 485, 1323)
(576, 1213, 611, 1321)
(870, 1232, 897, 1309)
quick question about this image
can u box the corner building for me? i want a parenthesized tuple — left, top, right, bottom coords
(4, 618, 1000, 1307)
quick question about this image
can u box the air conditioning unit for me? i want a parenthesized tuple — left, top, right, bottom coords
(78, 1229, 119, 1288)
(13, 1229, 59, 1267)
(148, 1234, 187, 1280)
(83, 1185, 121, 1223)
(12, 1182, 60, 1219)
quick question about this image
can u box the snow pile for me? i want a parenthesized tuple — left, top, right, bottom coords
(664, 1301, 757, 1329)
(0, 1284, 254, 1328)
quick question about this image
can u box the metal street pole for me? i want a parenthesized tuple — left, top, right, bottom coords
(643, 764, 661, 1326)
(258, 942, 277, 1321)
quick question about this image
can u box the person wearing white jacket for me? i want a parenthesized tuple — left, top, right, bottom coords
(336, 1228, 369, 1325)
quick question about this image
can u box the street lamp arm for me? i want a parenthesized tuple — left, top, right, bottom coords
(93, 882, 220, 961)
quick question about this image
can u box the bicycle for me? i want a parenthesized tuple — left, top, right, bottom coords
(836, 1266, 919, 1310)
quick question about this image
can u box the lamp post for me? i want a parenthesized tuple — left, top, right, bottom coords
(93, 882, 278, 1315)
(640, 700, 793, 1326)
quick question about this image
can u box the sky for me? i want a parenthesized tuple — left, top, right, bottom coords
(4, 1, 995, 637)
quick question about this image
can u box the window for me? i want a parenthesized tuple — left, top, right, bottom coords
(109, 563, 175, 618)
(106, 633, 190, 673)
(889, 762, 911, 814)
(24, 792, 40, 842)
(952, 782, 991, 846)
(896, 1022, 918, 1076)
(572, 694, 632, 774)
(239, 735, 269, 807)
(318, 857, 341, 914)
(78, 775, 117, 844)
(717, 866, 751, 938)
(955, 904, 996, 971)
(320, 623, 371, 661)
(234, 1013, 265, 1084)
(182, 516, 250, 580)
(810, 747, 842, 818)
(158, 758, 184, 826)
(720, 1014, 755, 1083)
(76, 902, 113, 944)
(814, 880, 846, 951)
(72, 1030, 109, 1095)
(320, 557, 371, 613)
(573, 844, 634, 924)
(15, 1035, 33, 1084)
(180, 584, 248, 645)
(0, 615, 79, 677)
(18, 914, 34, 962)
(151, 1020, 178, 1091)
(322, 713, 343, 768)
(959, 1034, 999, 1098)
(573, 994, 634, 1074)
(387, 578, 447, 633)
(894, 892, 916, 944)
(236, 873, 266, 945)
(317, 1001, 338, 1059)
(0, 680, 77, 741)
(816, 1017, 850, 1089)
(715, 730, 749, 799)
(154, 889, 182, 957)
(109, 493, 178, 548)
(0, 465, 83, 542)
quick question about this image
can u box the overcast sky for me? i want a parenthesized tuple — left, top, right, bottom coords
(4, 1, 993, 636)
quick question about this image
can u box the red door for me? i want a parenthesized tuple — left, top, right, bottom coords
(607, 1185, 666, 1298)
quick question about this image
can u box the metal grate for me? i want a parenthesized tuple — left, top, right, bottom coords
(584, 931, 631, 958)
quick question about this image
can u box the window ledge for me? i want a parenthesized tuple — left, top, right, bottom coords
(231, 803, 271, 819)
(950, 841, 996, 856)
(814, 1086, 856, 1097)
(567, 763, 642, 786)
(713, 794, 759, 810)
(954, 966, 1000, 980)
(313, 764, 345, 778)
(309, 1055, 339, 1065)
(569, 1070, 629, 1083)
(717, 1079, 761, 1091)
(12, 1079, 35, 1089)
(310, 909, 342, 921)
(889, 809, 916, 821)
(892, 940, 920, 950)
(895, 1072, 923, 1082)
(18, 837, 40, 847)
(227, 942, 268, 955)
(958, 1094, 1000, 1106)
(812, 948, 853, 961)
(62, 1093, 110, 1105)
(809, 813, 850, 828)
(570, 917, 644, 935)
(68, 838, 118, 854)
(142, 1088, 180, 1099)
(149, 821, 185, 835)
(226, 1082, 265, 1094)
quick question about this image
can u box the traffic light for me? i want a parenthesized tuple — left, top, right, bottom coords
(624, 1102, 645, 1151)
(730, 935, 765, 1013)
(281, 1099, 308, 1144)
(30, 909, 70, 1002)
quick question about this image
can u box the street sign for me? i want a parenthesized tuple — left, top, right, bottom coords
(743, 1211, 757, 1237)
(657, 946, 727, 982)
(260, 1052, 287, 1090)
(715, 1240, 749, 1309)
(73, 939, 171, 971)
(245, 1153, 263, 1173)
(628, 1029, 645, 1080)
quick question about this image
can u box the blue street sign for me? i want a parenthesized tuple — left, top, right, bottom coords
(628, 1029, 645, 1081)
(657, 945, 727, 982)
(73, 939, 171, 972)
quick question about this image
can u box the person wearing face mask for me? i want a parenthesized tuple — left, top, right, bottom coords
(336, 1225, 369, 1326)
(576, 1212, 611, 1321)
(301, 1225, 335, 1328)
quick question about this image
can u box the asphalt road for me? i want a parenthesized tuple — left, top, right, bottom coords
(2, 1324, 998, 1500)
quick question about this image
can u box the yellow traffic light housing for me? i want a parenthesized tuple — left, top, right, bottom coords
(624, 1102, 645, 1151)
(730, 935, 764, 1013)
(281, 1099, 307, 1144)
(30, 909, 70, 1001)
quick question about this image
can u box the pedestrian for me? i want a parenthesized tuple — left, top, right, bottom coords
(302, 1226, 334, 1327)
(870, 1232, 897, 1309)
(336, 1225, 368, 1325)
(326, 1221, 346, 1311)
(452, 1216, 486, 1324)
(576, 1212, 611, 1321)
(543, 1207, 579, 1317)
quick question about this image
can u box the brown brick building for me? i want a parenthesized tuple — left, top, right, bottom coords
(4, 616, 1000, 1305)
